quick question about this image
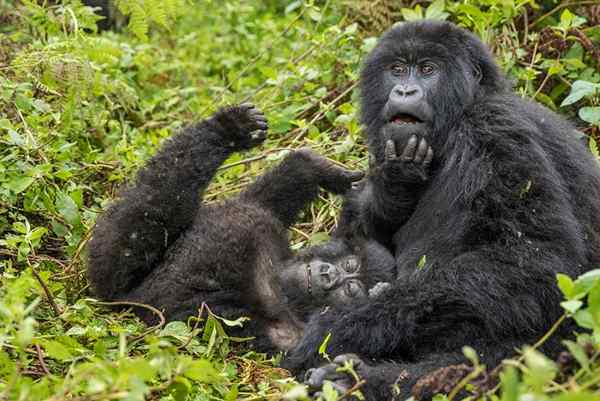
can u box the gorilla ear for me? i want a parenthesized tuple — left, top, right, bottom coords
(473, 65, 483, 84)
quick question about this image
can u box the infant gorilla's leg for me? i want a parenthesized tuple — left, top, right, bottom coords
(239, 148, 363, 227)
(87, 104, 267, 300)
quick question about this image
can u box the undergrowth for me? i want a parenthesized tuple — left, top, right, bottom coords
(0, 1, 599, 400)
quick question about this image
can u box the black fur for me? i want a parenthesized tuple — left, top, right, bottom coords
(87, 104, 394, 353)
(286, 21, 600, 400)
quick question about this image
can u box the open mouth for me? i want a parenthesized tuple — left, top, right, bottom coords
(390, 113, 423, 125)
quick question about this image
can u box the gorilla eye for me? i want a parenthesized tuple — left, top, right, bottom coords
(420, 63, 436, 76)
(390, 63, 409, 76)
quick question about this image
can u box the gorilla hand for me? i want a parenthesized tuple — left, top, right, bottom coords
(304, 354, 368, 401)
(211, 103, 268, 150)
(296, 148, 365, 194)
(383, 134, 433, 183)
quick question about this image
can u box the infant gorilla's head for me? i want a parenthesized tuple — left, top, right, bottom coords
(279, 239, 396, 319)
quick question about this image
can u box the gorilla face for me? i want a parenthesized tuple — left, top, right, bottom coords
(360, 21, 508, 163)
(278, 239, 396, 317)
(279, 254, 368, 307)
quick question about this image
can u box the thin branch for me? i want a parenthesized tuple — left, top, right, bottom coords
(529, 1, 600, 29)
(337, 379, 366, 401)
(30, 264, 63, 317)
(34, 344, 51, 376)
(88, 299, 166, 341)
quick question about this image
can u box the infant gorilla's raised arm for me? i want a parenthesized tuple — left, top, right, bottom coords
(87, 104, 393, 353)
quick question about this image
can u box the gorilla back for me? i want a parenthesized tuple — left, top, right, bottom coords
(287, 20, 600, 400)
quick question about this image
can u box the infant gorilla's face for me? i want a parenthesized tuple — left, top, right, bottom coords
(280, 255, 367, 306)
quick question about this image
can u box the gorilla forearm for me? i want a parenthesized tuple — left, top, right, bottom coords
(240, 149, 362, 227)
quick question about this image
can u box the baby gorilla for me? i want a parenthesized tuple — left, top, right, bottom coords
(87, 104, 395, 352)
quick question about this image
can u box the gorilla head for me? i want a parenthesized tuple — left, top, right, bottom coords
(360, 20, 509, 164)
(278, 239, 396, 319)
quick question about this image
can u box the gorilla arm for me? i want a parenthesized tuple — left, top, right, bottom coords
(87, 104, 267, 300)
(239, 149, 363, 228)
(285, 120, 584, 372)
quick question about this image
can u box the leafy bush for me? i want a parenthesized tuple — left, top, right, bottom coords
(0, 0, 598, 400)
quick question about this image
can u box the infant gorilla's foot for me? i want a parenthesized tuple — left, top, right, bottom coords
(304, 354, 367, 401)
(383, 135, 433, 183)
(212, 103, 268, 150)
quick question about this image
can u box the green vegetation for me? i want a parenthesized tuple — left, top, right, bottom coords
(0, 1, 599, 400)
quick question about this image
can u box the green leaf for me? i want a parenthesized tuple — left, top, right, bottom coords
(417, 255, 427, 269)
(6, 176, 34, 194)
(561, 300, 583, 314)
(557, 273, 575, 298)
(184, 359, 223, 383)
(462, 345, 479, 365)
(319, 332, 332, 359)
(425, 0, 449, 21)
(56, 191, 80, 226)
(563, 340, 590, 372)
(579, 106, 600, 125)
(40, 339, 74, 361)
(499, 366, 519, 401)
(560, 81, 599, 107)
(401, 5, 423, 21)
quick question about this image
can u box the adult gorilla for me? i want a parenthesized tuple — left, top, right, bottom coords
(285, 20, 600, 400)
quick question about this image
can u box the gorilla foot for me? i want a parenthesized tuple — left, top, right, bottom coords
(304, 354, 367, 401)
(212, 102, 268, 150)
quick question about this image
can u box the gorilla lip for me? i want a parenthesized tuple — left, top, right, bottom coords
(306, 263, 313, 295)
(390, 113, 423, 125)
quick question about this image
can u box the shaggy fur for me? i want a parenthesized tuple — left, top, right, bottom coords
(286, 20, 600, 400)
(87, 105, 394, 353)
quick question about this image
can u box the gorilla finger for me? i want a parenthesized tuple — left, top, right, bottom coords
(254, 120, 269, 130)
(332, 353, 362, 366)
(326, 380, 353, 396)
(400, 135, 418, 161)
(239, 102, 255, 110)
(305, 365, 341, 388)
(384, 140, 397, 161)
(413, 138, 429, 163)
(250, 130, 267, 143)
(423, 147, 434, 168)
(347, 170, 365, 182)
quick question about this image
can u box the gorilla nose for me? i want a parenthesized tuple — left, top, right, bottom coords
(319, 263, 339, 288)
(392, 84, 422, 99)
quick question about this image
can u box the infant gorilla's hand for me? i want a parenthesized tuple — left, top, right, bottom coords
(296, 148, 364, 194)
(383, 134, 434, 183)
(212, 103, 268, 150)
(304, 354, 367, 401)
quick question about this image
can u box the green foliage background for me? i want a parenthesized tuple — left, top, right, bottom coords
(0, 1, 599, 400)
